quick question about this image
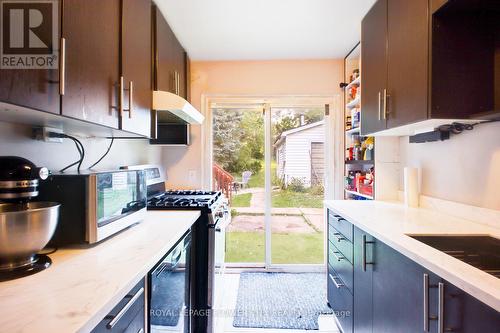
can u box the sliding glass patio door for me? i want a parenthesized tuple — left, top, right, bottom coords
(211, 101, 330, 270)
(270, 106, 326, 266)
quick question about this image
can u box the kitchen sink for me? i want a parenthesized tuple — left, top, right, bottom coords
(409, 235, 500, 278)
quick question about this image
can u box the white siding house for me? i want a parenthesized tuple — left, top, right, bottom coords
(274, 121, 325, 188)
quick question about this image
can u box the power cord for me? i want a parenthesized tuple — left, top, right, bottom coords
(49, 133, 85, 172)
(88, 137, 115, 169)
(438, 120, 499, 135)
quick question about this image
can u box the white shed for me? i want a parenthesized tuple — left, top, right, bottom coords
(274, 121, 325, 188)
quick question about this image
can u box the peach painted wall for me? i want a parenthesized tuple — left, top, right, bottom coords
(162, 59, 344, 189)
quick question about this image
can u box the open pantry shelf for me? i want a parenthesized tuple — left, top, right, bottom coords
(346, 96, 361, 109)
(345, 189, 374, 200)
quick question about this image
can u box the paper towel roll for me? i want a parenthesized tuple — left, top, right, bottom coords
(404, 167, 420, 207)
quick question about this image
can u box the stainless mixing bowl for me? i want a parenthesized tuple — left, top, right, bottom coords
(0, 202, 60, 270)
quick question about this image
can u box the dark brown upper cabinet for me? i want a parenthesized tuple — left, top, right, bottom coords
(360, 0, 387, 135)
(361, 0, 500, 136)
(62, 0, 152, 136)
(61, 0, 121, 129)
(154, 6, 187, 99)
(151, 5, 190, 145)
(120, 0, 153, 137)
(361, 0, 428, 136)
(0, 1, 61, 114)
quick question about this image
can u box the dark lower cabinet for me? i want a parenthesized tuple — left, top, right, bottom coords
(372, 239, 440, 333)
(328, 209, 500, 333)
(91, 279, 145, 333)
(327, 264, 353, 333)
(61, 0, 121, 128)
(443, 281, 500, 333)
(353, 227, 373, 333)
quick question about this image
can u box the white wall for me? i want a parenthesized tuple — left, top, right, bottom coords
(399, 122, 500, 210)
(284, 124, 324, 186)
(0, 122, 162, 173)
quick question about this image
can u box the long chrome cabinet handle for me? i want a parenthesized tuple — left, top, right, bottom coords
(424, 273, 429, 332)
(378, 91, 381, 120)
(362, 234, 374, 271)
(59, 38, 66, 95)
(383, 89, 389, 119)
(438, 282, 444, 333)
(119, 76, 124, 117)
(328, 273, 344, 289)
(128, 80, 133, 119)
(178, 71, 181, 95)
(106, 287, 144, 329)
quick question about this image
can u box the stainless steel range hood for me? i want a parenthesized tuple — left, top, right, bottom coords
(152, 91, 204, 124)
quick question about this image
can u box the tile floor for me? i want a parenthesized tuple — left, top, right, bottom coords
(215, 273, 340, 333)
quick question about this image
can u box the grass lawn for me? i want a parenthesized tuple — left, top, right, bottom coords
(231, 193, 252, 207)
(272, 190, 323, 208)
(237, 161, 276, 188)
(225, 231, 324, 264)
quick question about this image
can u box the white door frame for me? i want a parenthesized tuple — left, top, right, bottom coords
(202, 94, 344, 272)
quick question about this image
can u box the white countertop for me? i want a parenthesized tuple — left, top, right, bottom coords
(0, 210, 200, 333)
(324, 200, 500, 312)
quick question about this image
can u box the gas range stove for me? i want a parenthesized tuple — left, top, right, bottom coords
(147, 190, 223, 211)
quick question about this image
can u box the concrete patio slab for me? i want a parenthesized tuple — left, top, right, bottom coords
(227, 215, 316, 233)
(299, 208, 323, 215)
(232, 207, 303, 215)
(304, 214, 325, 232)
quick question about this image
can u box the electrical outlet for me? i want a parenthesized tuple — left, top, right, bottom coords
(33, 127, 64, 143)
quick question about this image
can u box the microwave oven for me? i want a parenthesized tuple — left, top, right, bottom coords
(38, 169, 147, 245)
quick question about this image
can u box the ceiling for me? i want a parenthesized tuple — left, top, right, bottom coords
(155, 0, 376, 61)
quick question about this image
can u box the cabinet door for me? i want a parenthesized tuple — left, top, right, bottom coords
(155, 7, 176, 93)
(431, 0, 448, 13)
(353, 227, 373, 333)
(372, 240, 437, 332)
(121, 0, 152, 137)
(443, 281, 500, 333)
(386, 0, 429, 128)
(0, 1, 61, 114)
(61, 0, 120, 128)
(360, 0, 387, 135)
(91, 279, 145, 333)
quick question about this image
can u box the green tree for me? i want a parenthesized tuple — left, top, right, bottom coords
(273, 115, 299, 142)
(303, 108, 324, 124)
(213, 109, 243, 172)
(213, 109, 264, 175)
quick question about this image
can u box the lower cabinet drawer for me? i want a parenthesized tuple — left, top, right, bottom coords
(327, 265, 353, 333)
(91, 279, 145, 333)
(328, 242, 353, 293)
(328, 224, 353, 264)
(328, 210, 353, 242)
(124, 306, 145, 333)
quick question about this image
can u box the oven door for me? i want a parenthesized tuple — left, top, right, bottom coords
(149, 231, 191, 333)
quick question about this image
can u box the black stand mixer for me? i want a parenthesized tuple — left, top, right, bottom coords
(0, 156, 60, 281)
